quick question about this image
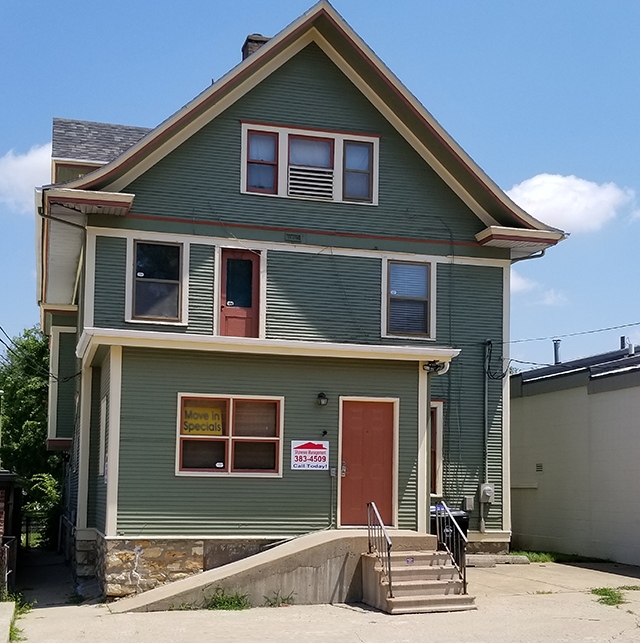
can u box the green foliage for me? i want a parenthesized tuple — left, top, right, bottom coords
(1, 590, 33, 642)
(591, 587, 625, 606)
(264, 589, 296, 607)
(9, 621, 23, 642)
(202, 587, 251, 610)
(510, 550, 608, 564)
(591, 586, 640, 607)
(0, 327, 63, 548)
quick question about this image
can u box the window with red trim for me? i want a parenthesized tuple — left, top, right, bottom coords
(178, 396, 281, 474)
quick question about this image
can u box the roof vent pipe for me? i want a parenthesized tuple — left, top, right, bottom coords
(553, 339, 561, 365)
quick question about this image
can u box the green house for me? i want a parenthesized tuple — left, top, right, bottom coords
(36, 2, 564, 596)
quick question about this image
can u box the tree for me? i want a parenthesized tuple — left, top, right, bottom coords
(0, 327, 62, 540)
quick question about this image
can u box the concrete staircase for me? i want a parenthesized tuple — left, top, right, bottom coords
(362, 550, 476, 614)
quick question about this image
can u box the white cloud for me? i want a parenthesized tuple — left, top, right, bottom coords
(511, 268, 566, 306)
(0, 143, 51, 215)
(507, 173, 633, 233)
(511, 269, 537, 293)
(538, 289, 567, 306)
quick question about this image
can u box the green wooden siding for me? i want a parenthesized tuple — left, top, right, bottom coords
(431, 263, 504, 530)
(266, 252, 381, 344)
(94, 237, 214, 335)
(113, 42, 497, 257)
(117, 348, 419, 535)
(56, 331, 78, 439)
(187, 244, 214, 334)
(50, 313, 77, 328)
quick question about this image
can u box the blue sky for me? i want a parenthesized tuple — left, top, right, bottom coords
(1, 0, 639, 368)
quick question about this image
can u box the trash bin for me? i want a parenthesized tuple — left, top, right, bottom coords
(430, 506, 469, 569)
(429, 506, 469, 539)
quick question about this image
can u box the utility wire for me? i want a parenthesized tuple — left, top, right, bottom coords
(510, 320, 640, 345)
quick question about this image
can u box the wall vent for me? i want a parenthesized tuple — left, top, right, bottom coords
(288, 166, 334, 200)
(535, 463, 543, 473)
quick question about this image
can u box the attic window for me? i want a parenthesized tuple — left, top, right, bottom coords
(242, 122, 378, 205)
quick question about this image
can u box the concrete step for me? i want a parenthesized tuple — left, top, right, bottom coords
(386, 594, 477, 614)
(389, 551, 451, 567)
(390, 564, 459, 581)
(388, 579, 464, 597)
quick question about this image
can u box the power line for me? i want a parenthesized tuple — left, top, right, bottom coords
(511, 321, 640, 345)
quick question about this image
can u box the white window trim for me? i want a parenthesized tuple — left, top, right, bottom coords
(240, 122, 379, 205)
(175, 393, 285, 478)
(124, 237, 190, 326)
(99, 396, 107, 477)
(430, 400, 444, 498)
(381, 258, 437, 341)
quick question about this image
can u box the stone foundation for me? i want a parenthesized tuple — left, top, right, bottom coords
(466, 541, 509, 555)
(97, 536, 280, 597)
(75, 537, 97, 579)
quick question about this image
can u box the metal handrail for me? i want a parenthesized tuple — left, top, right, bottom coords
(434, 500, 468, 594)
(366, 502, 394, 598)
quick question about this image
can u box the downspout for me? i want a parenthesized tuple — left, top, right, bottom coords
(480, 340, 490, 532)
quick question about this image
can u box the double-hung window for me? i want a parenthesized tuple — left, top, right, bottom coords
(343, 141, 373, 202)
(133, 241, 182, 321)
(178, 395, 282, 475)
(242, 123, 379, 204)
(246, 131, 278, 194)
(386, 260, 432, 337)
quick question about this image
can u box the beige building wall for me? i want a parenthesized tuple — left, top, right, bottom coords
(511, 382, 640, 565)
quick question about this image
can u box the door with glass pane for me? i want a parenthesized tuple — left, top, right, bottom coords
(220, 249, 260, 338)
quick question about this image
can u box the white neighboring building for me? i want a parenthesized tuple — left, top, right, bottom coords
(510, 341, 640, 565)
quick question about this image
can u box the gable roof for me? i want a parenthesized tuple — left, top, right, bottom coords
(44, 1, 564, 242)
(52, 118, 151, 163)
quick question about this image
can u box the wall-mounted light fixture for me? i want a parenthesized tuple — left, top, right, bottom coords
(317, 392, 328, 406)
(422, 361, 446, 374)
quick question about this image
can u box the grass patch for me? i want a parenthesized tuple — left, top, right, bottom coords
(510, 550, 608, 564)
(618, 585, 640, 592)
(534, 590, 554, 595)
(202, 588, 251, 611)
(1, 591, 33, 642)
(9, 621, 24, 642)
(591, 587, 625, 606)
(264, 590, 296, 607)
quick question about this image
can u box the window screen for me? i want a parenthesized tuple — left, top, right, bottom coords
(388, 262, 430, 335)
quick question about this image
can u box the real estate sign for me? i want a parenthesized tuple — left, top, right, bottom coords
(291, 440, 329, 470)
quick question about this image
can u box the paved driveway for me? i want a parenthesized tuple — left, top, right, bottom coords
(19, 561, 640, 643)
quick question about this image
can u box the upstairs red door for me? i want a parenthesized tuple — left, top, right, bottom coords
(340, 400, 394, 526)
(220, 249, 260, 338)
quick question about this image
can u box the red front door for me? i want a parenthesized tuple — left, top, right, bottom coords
(340, 400, 394, 526)
(220, 249, 260, 338)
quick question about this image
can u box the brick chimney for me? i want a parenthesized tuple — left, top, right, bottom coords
(242, 34, 271, 60)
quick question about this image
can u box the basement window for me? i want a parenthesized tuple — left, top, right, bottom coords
(177, 395, 283, 476)
(242, 122, 379, 204)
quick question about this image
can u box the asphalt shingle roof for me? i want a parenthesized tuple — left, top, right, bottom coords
(52, 118, 152, 163)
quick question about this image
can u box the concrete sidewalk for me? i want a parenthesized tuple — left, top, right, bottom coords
(18, 562, 640, 643)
